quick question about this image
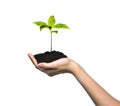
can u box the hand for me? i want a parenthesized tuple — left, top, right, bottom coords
(28, 53, 73, 76)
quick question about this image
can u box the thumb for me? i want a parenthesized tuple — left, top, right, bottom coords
(38, 62, 57, 70)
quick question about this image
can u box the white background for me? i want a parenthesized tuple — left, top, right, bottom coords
(0, 0, 120, 105)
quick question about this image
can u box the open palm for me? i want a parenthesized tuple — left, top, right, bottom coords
(28, 53, 72, 76)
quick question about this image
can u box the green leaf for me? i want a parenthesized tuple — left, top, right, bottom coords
(51, 30, 58, 34)
(33, 21, 47, 26)
(53, 23, 69, 29)
(48, 16, 56, 27)
(40, 24, 49, 31)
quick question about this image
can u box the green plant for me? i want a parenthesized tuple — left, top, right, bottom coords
(33, 15, 69, 52)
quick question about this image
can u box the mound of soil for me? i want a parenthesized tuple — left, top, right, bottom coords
(34, 51, 67, 63)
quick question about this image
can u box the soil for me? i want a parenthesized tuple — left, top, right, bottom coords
(34, 51, 67, 63)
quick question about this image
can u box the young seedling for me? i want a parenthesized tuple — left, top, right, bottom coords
(33, 15, 69, 52)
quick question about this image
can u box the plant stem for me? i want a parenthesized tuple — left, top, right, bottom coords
(50, 31, 52, 52)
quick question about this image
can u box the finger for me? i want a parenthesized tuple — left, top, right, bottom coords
(45, 70, 58, 76)
(28, 53, 38, 68)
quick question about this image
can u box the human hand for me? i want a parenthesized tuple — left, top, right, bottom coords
(28, 53, 74, 76)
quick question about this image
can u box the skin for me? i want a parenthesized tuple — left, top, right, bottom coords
(28, 53, 120, 106)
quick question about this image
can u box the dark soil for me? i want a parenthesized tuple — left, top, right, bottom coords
(34, 51, 67, 63)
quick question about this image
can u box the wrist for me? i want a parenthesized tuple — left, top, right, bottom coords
(67, 59, 82, 74)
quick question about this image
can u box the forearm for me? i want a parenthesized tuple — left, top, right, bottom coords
(69, 60, 120, 106)
(28, 54, 120, 105)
